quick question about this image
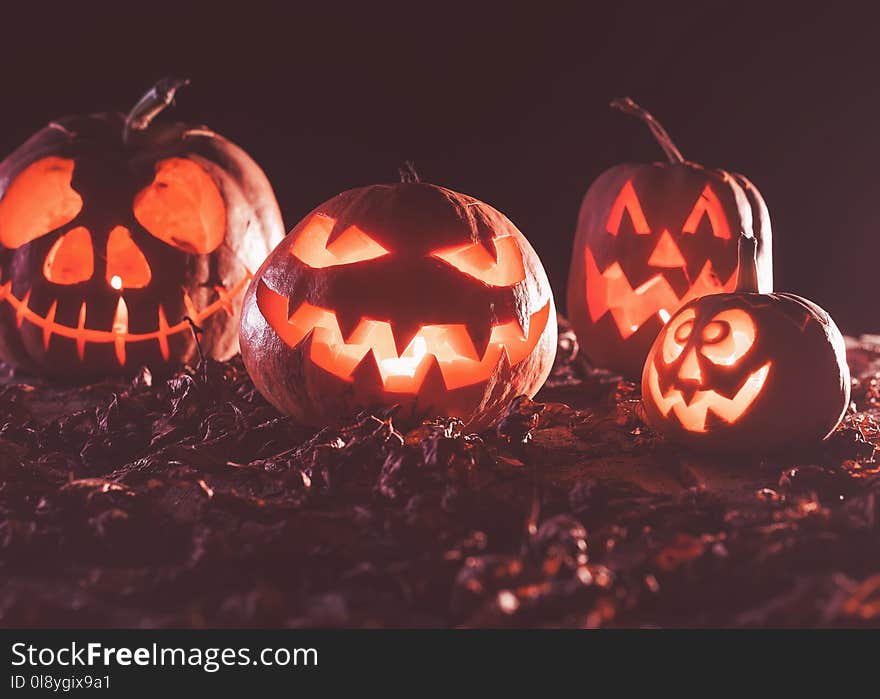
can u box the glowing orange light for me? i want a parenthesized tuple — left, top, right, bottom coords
(256, 280, 551, 393)
(134, 157, 227, 253)
(42, 226, 94, 284)
(682, 185, 731, 240)
(0, 274, 251, 364)
(647, 229, 687, 268)
(431, 235, 526, 286)
(605, 180, 650, 235)
(662, 308, 695, 364)
(0, 157, 83, 249)
(699, 309, 755, 366)
(290, 214, 389, 268)
(646, 360, 771, 432)
(585, 247, 736, 339)
(106, 225, 151, 289)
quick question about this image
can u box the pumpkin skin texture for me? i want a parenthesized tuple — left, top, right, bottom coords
(567, 98, 772, 379)
(240, 181, 557, 430)
(0, 78, 284, 379)
(641, 242, 849, 454)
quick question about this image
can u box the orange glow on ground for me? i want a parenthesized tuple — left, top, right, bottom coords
(0, 157, 83, 249)
(682, 185, 731, 240)
(106, 225, 151, 289)
(134, 157, 226, 253)
(43, 226, 94, 284)
(256, 280, 551, 392)
(290, 214, 389, 268)
(0, 274, 251, 365)
(431, 235, 526, 286)
(584, 247, 736, 339)
(646, 360, 771, 432)
(605, 180, 650, 235)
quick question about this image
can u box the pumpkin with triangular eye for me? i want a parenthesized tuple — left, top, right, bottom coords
(641, 237, 850, 453)
(240, 176, 557, 429)
(0, 78, 284, 379)
(567, 98, 773, 379)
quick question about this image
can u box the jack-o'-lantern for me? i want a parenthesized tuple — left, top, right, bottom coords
(567, 97, 773, 379)
(0, 78, 284, 379)
(641, 236, 850, 453)
(240, 178, 557, 429)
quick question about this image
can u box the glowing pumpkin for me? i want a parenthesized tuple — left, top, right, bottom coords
(567, 97, 773, 379)
(240, 179, 557, 429)
(0, 78, 284, 378)
(641, 237, 850, 453)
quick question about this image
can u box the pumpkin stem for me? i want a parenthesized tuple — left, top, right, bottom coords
(735, 235, 760, 293)
(123, 77, 190, 144)
(610, 97, 685, 164)
(398, 161, 421, 183)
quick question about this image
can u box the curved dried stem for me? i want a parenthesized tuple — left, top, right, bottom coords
(611, 97, 685, 164)
(124, 77, 190, 144)
(398, 160, 421, 183)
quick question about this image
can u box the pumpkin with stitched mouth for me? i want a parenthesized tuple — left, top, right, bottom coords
(0, 78, 284, 379)
(641, 236, 850, 453)
(567, 98, 773, 379)
(240, 175, 557, 429)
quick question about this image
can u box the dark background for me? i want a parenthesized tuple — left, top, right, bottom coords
(1, 3, 875, 332)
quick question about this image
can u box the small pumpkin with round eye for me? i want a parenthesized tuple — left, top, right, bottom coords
(240, 173, 557, 430)
(0, 78, 284, 379)
(641, 236, 850, 453)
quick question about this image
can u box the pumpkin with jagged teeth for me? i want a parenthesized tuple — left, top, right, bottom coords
(0, 79, 284, 379)
(567, 98, 773, 379)
(240, 179, 557, 429)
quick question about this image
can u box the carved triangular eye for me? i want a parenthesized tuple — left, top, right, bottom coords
(605, 180, 650, 235)
(431, 235, 525, 287)
(0, 157, 83, 249)
(291, 213, 389, 268)
(682, 185, 731, 239)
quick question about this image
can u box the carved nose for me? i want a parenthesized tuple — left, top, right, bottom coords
(678, 347, 703, 383)
(106, 226, 151, 289)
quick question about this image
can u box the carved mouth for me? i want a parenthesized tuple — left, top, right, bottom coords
(646, 360, 771, 433)
(257, 279, 551, 393)
(0, 274, 251, 365)
(584, 248, 736, 339)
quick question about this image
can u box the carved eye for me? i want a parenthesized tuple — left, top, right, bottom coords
(662, 307, 696, 364)
(700, 309, 756, 366)
(682, 185, 731, 240)
(605, 180, 650, 235)
(133, 157, 227, 253)
(431, 235, 525, 286)
(0, 157, 83, 249)
(291, 214, 389, 268)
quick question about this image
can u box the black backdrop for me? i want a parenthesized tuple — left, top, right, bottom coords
(1, 3, 875, 332)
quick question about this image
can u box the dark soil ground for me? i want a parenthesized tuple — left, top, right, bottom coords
(2, 318, 879, 628)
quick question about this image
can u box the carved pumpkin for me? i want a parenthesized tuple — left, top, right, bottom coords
(0, 78, 284, 379)
(240, 177, 557, 429)
(567, 98, 773, 379)
(641, 237, 850, 453)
